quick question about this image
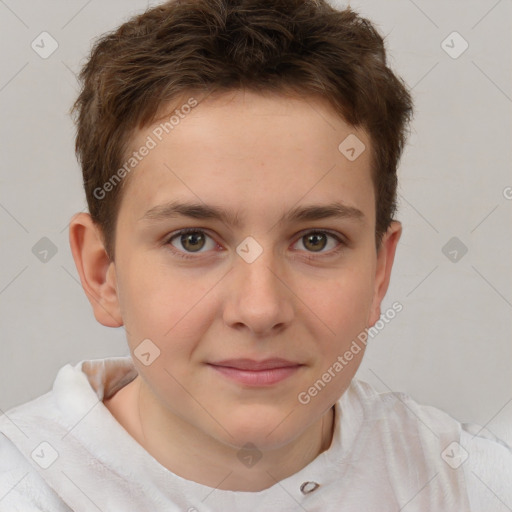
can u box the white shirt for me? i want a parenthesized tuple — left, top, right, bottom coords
(0, 356, 510, 511)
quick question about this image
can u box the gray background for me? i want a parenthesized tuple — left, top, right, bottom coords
(1, 0, 511, 445)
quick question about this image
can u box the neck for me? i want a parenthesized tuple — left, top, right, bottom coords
(105, 375, 335, 491)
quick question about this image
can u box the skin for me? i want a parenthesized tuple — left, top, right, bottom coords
(69, 89, 401, 492)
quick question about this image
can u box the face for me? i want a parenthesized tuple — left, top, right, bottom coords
(98, 90, 398, 450)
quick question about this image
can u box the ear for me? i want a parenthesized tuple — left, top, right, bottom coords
(68, 212, 123, 327)
(368, 221, 402, 326)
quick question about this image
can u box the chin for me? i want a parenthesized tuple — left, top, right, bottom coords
(215, 410, 307, 451)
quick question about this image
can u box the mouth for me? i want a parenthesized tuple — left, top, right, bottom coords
(207, 358, 303, 386)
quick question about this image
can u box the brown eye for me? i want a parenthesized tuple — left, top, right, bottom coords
(292, 231, 344, 256)
(180, 232, 205, 252)
(303, 232, 328, 252)
(169, 229, 216, 254)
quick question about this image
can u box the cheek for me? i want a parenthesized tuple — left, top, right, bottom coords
(118, 258, 220, 358)
(305, 271, 375, 378)
(117, 254, 186, 319)
(310, 265, 375, 330)
(117, 263, 164, 334)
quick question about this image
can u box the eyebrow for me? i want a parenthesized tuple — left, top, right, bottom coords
(139, 200, 365, 227)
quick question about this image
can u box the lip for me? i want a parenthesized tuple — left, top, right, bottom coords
(208, 358, 303, 386)
(210, 358, 300, 370)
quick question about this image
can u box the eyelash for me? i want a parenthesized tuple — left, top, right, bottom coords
(163, 228, 347, 261)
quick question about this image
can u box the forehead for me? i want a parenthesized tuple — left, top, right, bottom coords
(118, 90, 374, 224)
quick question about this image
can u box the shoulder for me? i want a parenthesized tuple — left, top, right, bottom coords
(460, 424, 512, 510)
(348, 378, 464, 430)
(0, 374, 76, 511)
(0, 433, 71, 511)
(348, 379, 512, 508)
(0, 357, 139, 511)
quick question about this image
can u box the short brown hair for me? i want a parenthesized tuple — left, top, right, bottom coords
(71, 0, 413, 261)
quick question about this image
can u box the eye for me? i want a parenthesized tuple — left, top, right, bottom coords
(164, 228, 346, 260)
(167, 229, 217, 254)
(292, 231, 344, 254)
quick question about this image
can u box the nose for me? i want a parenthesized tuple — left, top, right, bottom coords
(223, 249, 294, 337)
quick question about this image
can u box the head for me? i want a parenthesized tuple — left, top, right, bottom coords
(69, 0, 413, 451)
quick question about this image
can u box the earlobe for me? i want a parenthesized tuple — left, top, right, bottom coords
(368, 221, 402, 327)
(68, 212, 123, 328)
